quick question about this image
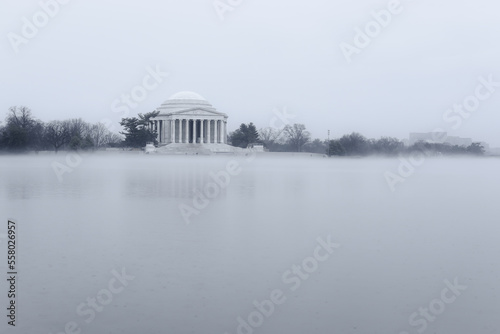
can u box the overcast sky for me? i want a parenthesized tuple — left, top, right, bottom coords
(1, 0, 499, 145)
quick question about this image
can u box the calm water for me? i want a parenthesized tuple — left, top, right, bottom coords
(0, 153, 499, 334)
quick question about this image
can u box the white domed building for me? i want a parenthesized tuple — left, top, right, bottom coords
(149, 91, 238, 153)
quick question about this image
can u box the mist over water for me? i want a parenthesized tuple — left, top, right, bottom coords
(1, 154, 499, 334)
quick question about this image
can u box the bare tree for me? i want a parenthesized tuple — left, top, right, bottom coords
(89, 122, 123, 149)
(7, 106, 35, 129)
(105, 132, 123, 147)
(90, 122, 108, 149)
(45, 120, 69, 153)
(283, 123, 311, 152)
(66, 118, 91, 139)
(259, 127, 285, 149)
(5, 106, 43, 150)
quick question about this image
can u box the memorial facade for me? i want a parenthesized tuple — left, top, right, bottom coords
(149, 91, 228, 145)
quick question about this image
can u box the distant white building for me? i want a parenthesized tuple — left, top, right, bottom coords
(409, 132, 447, 145)
(409, 132, 472, 147)
(444, 136, 473, 147)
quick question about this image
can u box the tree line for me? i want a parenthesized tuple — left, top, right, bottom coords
(230, 123, 485, 156)
(2, 106, 484, 156)
(325, 132, 484, 156)
(229, 123, 312, 152)
(0, 106, 122, 152)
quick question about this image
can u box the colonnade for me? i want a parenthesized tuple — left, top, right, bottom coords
(149, 118, 227, 144)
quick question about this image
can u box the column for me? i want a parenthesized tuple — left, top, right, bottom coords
(221, 121, 225, 144)
(174, 119, 178, 143)
(200, 119, 204, 144)
(175, 119, 178, 143)
(174, 119, 177, 143)
(179, 119, 182, 143)
(213, 120, 217, 143)
(162, 120, 165, 143)
(192, 119, 197, 143)
(216, 120, 220, 143)
(207, 120, 211, 144)
(158, 120, 161, 143)
(170, 119, 174, 144)
(176, 119, 179, 143)
(154, 121, 158, 141)
(163, 119, 167, 144)
(183, 119, 187, 143)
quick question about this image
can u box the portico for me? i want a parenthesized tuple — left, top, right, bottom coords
(149, 91, 228, 145)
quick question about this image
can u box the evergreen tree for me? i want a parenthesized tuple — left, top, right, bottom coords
(246, 123, 259, 144)
(229, 122, 261, 148)
(120, 111, 159, 148)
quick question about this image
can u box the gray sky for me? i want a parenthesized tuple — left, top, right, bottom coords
(1, 0, 499, 145)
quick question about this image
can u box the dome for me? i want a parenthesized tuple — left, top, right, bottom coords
(168, 91, 206, 101)
(157, 90, 222, 116)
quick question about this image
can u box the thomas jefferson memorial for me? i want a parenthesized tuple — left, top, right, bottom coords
(150, 91, 239, 154)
